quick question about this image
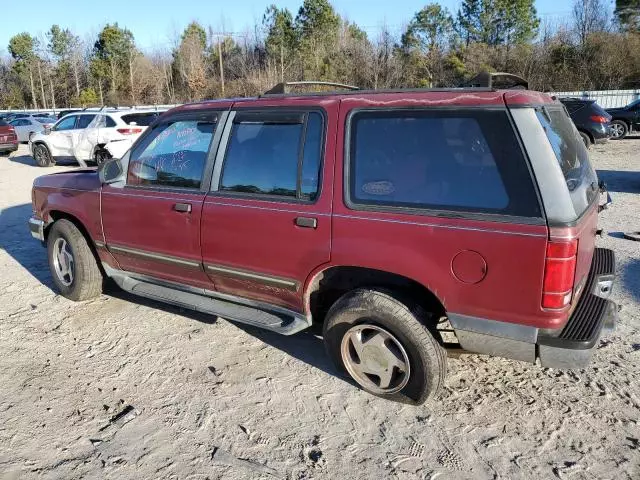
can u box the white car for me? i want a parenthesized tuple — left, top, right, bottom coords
(29, 109, 163, 167)
(9, 116, 56, 142)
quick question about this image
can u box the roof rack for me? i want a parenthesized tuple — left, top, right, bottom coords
(460, 72, 529, 90)
(263, 81, 359, 95)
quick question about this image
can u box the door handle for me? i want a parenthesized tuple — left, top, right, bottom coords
(173, 203, 192, 213)
(295, 216, 317, 229)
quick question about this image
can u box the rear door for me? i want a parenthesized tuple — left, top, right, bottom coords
(200, 100, 336, 312)
(101, 110, 224, 289)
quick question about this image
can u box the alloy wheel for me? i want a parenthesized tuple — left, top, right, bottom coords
(340, 324, 411, 394)
(52, 237, 75, 286)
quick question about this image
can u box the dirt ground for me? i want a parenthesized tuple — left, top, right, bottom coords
(0, 140, 639, 480)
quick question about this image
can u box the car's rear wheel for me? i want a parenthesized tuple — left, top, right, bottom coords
(47, 219, 103, 301)
(33, 143, 54, 167)
(578, 131, 591, 149)
(323, 288, 446, 404)
(609, 120, 628, 140)
(94, 148, 111, 166)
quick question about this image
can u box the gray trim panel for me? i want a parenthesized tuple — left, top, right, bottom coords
(205, 264, 299, 292)
(108, 244, 201, 268)
(448, 312, 538, 343)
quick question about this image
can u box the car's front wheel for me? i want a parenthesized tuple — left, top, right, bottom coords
(609, 120, 628, 140)
(323, 288, 446, 404)
(47, 219, 103, 301)
(33, 143, 54, 167)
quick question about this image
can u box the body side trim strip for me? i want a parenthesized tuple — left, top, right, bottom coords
(107, 244, 201, 268)
(204, 200, 330, 217)
(205, 263, 299, 291)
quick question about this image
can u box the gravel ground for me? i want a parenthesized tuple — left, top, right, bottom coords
(0, 141, 638, 480)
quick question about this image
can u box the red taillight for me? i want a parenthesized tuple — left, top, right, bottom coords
(117, 128, 143, 135)
(590, 115, 609, 123)
(542, 239, 578, 309)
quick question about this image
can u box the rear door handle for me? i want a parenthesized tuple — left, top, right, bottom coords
(173, 202, 192, 213)
(295, 216, 317, 229)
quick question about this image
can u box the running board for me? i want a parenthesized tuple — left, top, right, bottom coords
(104, 265, 310, 335)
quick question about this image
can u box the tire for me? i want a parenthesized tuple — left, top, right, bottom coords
(47, 219, 103, 301)
(94, 148, 111, 166)
(578, 131, 591, 149)
(33, 143, 54, 167)
(609, 120, 628, 140)
(323, 288, 446, 404)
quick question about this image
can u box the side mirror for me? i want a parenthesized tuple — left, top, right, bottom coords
(44, 125, 52, 134)
(99, 158, 124, 184)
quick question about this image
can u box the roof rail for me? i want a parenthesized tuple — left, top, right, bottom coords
(460, 71, 529, 90)
(263, 81, 359, 95)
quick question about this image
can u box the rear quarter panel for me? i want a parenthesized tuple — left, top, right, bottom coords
(329, 95, 567, 330)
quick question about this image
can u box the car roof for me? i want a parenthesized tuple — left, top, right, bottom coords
(169, 88, 556, 114)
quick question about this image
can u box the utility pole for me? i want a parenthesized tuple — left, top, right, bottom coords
(217, 35, 225, 97)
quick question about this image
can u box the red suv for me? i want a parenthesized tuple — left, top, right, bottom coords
(29, 82, 617, 404)
(0, 119, 19, 156)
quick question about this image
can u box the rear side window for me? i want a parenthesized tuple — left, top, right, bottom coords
(121, 113, 158, 126)
(348, 109, 541, 217)
(127, 119, 216, 189)
(536, 107, 598, 216)
(77, 115, 96, 129)
(219, 111, 323, 201)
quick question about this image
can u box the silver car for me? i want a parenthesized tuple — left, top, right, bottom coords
(9, 116, 56, 142)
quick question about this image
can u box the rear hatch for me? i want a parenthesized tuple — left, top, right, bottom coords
(533, 105, 600, 307)
(0, 120, 17, 144)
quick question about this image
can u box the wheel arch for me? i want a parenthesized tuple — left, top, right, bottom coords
(45, 211, 103, 272)
(304, 265, 447, 328)
(577, 128, 593, 144)
(611, 117, 631, 128)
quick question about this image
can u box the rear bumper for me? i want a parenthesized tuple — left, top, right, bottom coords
(537, 248, 617, 368)
(449, 248, 616, 369)
(0, 142, 18, 153)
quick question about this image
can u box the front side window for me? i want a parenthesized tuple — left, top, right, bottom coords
(127, 119, 216, 189)
(219, 111, 323, 201)
(55, 116, 77, 131)
(536, 107, 598, 216)
(348, 109, 541, 217)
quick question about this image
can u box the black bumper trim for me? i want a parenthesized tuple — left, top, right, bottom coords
(538, 248, 616, 350)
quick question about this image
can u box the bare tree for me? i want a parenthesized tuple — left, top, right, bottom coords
(573, 0, 610, 44)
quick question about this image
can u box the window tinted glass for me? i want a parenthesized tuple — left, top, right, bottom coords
(127, 119, 216, 189)
(220, 112, 323, 200)
(77, 115, 96, 129)
(121, 113, 159, 127)
(105, 116, 117, 127)
(55, 116, 77, 131)
(536, 108, 598, 216)
(349, 110, 541, 217)
(0, 120, 8, 127)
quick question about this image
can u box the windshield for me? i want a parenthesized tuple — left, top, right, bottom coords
(626, 99, 640, 109)
(536, 107, 599, 217)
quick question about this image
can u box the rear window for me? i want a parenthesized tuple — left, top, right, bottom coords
(535, 107, 598, 216)
(121, 113, 159, 127)
(347, 109, 541, 218)
(0, 120, 8, 127)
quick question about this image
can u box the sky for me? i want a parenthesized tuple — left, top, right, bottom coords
(2, 0, 574, 53)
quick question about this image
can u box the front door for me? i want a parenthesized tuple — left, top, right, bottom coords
(48, 115, 79, 158)
(101, 110, 223, 290)
(201, 101, 336, 312)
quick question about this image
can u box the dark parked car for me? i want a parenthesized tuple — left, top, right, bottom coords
(560, 97, 611, 148)
(606, 99, 640, 139)
(29, 82, 617, 404)
(57, 109, 82, 119)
